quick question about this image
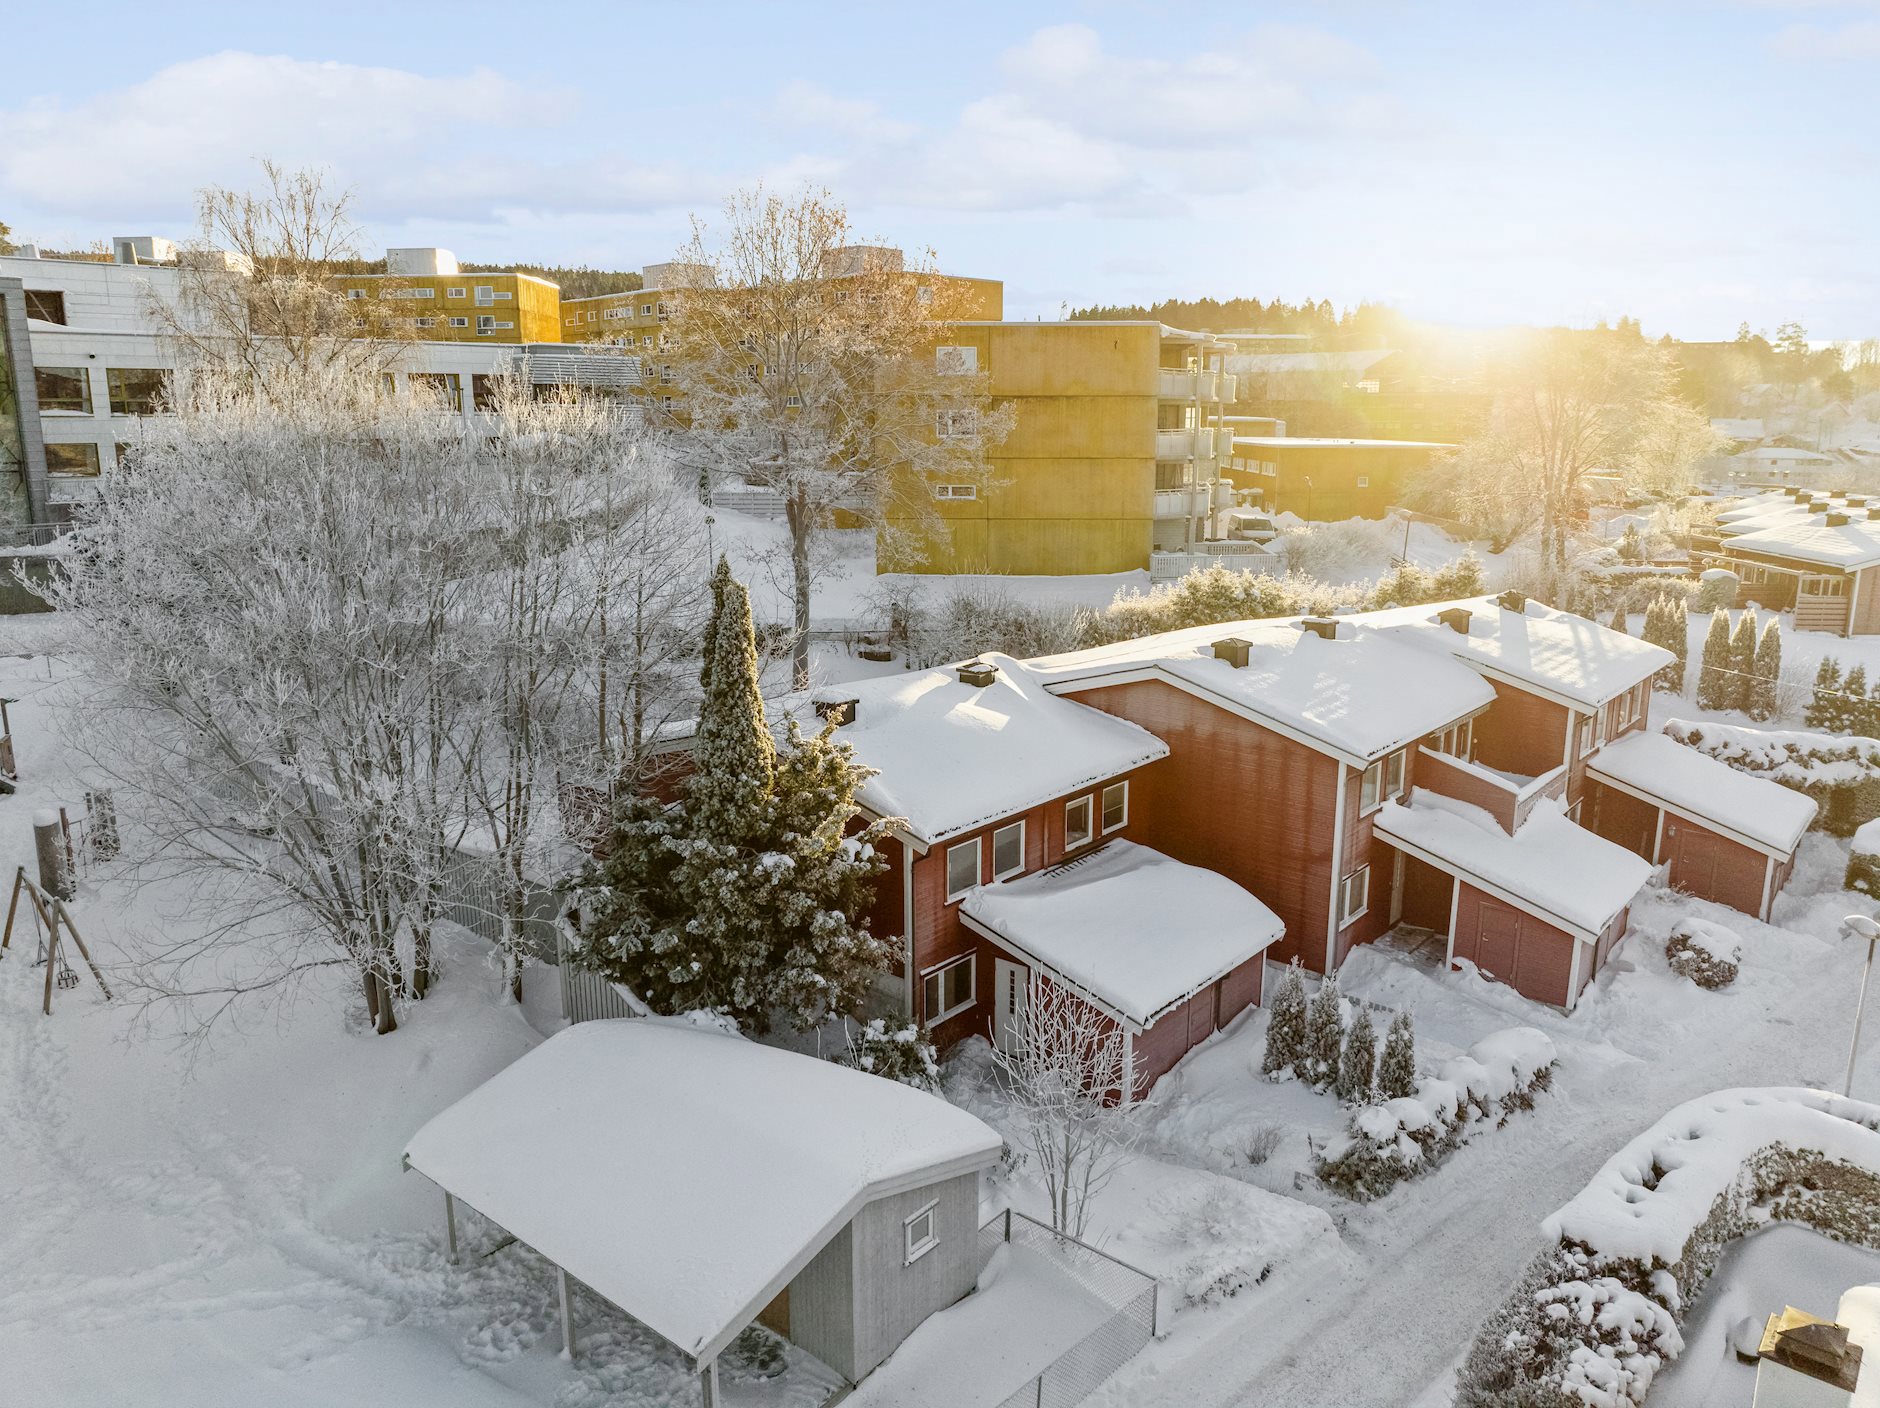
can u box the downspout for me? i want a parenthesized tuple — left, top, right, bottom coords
(1325, 761, 1348, 973)
(902, 842, 916, 1018)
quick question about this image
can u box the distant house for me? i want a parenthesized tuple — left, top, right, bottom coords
(1710, 488, 1880, 634)
(1223, 434, 1455, 521)
(404, 1020, 1004, 1403)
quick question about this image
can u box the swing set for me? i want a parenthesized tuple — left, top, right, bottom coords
(0, 865, 111, 1015)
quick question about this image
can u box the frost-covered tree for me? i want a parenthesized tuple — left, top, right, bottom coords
(1644, 595, 1688, 693)
(1305, 972, 1345, 1087)
(1696, 609, 1736, 711)
(574, 566, 894, 1032)
(1606, 606, 1628, 635)
(1261, 960, 1310, 1077)
(991, 977, 1144, 1238)
(1379, 1011, 1418, 1101)
(1747, 617, 1782, 722)
(1336, 1006, 1378, 1105)
(664, 185, 1014, 687)
(1807, 657, 1846, 732)
(1728, 607, 1759, 713)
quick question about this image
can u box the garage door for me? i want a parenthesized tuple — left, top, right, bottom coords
(1664, 819, 1723, 897)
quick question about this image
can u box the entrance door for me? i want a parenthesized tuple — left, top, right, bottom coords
(1475, 900, 1520, 983)
(1665, 820, 1723, 897)
(992, 959, 1027, 1054)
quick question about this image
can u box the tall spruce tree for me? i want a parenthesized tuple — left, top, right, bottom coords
(1261, 960, 1310, 1077)
(1747, 617, 1782, 722)
(1807, 657, 1846, 731)
(1727, 607, 1759, 713)
(1850, 665, 1873, 736)
(1304, 973, 1345, 1088)
(1336, 1005, 1378, 1105)
(1378, 1011, 1418, 1100)
(1696, 609, 1735, 711)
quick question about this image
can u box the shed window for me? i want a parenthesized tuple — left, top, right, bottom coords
(992, 821, 1025, 880)
(1065, 796, 1093, 850)
(1101, 781, 1128, 832)
(921, 956, 975, 1024)
(904, 1200, 939, 1264)
(945, 839, 981, 900)
(1340, 866, 1371, 925)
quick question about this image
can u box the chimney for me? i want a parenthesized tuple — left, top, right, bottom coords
(1867, 508, 1880, 521)
(956, 659, 999, 688)
(1437, 607, 1472, 635)
(1299, 617, 1338, 641)
(1828, 512, 1851, 528)
(1212, 637, 1252, 668)
(1497, 589, 1528, 614)
(1755, 1307, 1861, 1406)
(813, 696, 857, 727)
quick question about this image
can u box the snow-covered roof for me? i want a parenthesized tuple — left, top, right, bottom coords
(1364, 597, 1673, 710)
(1587, 731, 1817, 857)
(1737, 446, 1835, 463)
(812, 654, 1169, 847)
(959, 839, 1283, 1030)
(1029, 618, 1494, 764)
(1229, 436, 1454, 451)
(1373, 791, 1652, 940)
(1224, 348, 1395, 376)
(403, 1020, 1002, 1366)
(1544, 1088, 1880, 1265)
(1724, 513, 1880, 570)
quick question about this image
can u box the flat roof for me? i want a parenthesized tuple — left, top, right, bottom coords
(1231, 436, 1454, 450)
(960, 839, 1283, 1029)
(404, 1021, 1001, 1368)
(1586, 731, 1817, 856)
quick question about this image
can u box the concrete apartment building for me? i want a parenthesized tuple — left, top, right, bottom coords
(330, 246, 562, 345)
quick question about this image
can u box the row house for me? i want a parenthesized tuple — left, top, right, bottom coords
(807, 593, 1818, 1087)
(1707, 488, 1880, 636)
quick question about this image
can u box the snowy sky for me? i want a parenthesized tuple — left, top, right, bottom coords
(3, 0, 1876, 338)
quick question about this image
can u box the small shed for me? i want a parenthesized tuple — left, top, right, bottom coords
(1586, 732, 1818, 921)
(1374, 792, 1652, 1009)
(404, 1020, 1003, 1402)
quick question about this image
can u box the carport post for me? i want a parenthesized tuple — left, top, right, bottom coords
(444, 1192, 458, 1262)
(558, 1267, 574, 1359)
(698, 1356, 720, 1406)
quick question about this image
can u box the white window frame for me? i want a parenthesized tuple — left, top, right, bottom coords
(936, 408, 979, 440)
(448, 316, 468, 328)
(992, 820, 1025, 881)
(1101, 780, 1129, 833)
(921, 954, 976, 1024)
(933, 483, 977, 501)
(345, 288, 365, 300)
(1356, 475, 1371, 488)
(640, 303, 653, 317)
(1340, 865, 1371, 926)
(1360, 759, 1383, 814)
(1577, 712, 1599, 758)
(1065, 796, 1094, 851)
(1384, 748, 1405, 798)
(474, 285, 495, 305)
(446, 287, 466, 298)
(903, 1199, 939, 1264)
(935, 345, 977, 375)
(945, 838, 981, 901)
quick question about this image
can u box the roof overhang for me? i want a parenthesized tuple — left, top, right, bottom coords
(1583, 761, 1802, 859)
(1372, 819, 1613, 945)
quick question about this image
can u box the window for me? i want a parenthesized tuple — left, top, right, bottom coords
(106, 368, 168, 416)
(446, 287, 466, 298)
(1385, 748, 1406, 798)
(448, 316, 468, 328)
(784, 394, 804, 408)
(477, 315, 496, 331)
(410, 372, 462, 412)
(1803, 575, 1849, 598)
(1102, 780, 1128, 832)
(471, 374, 499, 411)
(916, 285, 934, 305)
(946, 839, 981, 900)
(34, 367, 90, 414)
(1433, 719, 1473, 759)
(659, 364, 673, 384)
(474, 285, 495, 305)
(1356, 476, 1371, 489)
(344, 288, 366, 300)
(640, 303, 654, 317)
(935, 345, 977, 375)
(1065, 796, 1094, 850)
(1340, 866, 1371, 925)
(44, 443, 101, 477)
(904, 1200, 939, 1263)
(993, 821, 1025, 880)
(381, 287, 434, 299)
(936, 408, 978, 440)
(641, 334, 654, 346)
(492, 290, 513, 300)
(656, 302, 670, 321)
(921, 955, 975, 1023)
(24, 289, 67, 324)
(414, 316, 435, 328)
(933, 484, 977, 501)
(1576, 712, 1598, 758)
(587, 311, 596, 321)
(1360, 759, 1383, 813)
(114, 443, 132, 468)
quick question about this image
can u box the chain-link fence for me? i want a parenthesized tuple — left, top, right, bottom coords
(978, 1209, 1158, 1408)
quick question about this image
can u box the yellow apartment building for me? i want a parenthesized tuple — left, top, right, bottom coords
(883, 321, 1239, 576)
(331, 247, 561, 345)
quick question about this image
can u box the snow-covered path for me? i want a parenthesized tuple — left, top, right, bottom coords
(1110, 848, 1873, 1408)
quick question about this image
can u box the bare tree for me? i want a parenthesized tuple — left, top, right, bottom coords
(665, 185, 1012, 687)
(150, 160, 414, 395)
(991, 977, 1145, 1239)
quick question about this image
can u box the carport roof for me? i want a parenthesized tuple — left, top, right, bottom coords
(1587, 732, 1818, 857)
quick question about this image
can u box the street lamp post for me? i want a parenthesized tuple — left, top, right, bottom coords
(1843, 914, 1880, 1098)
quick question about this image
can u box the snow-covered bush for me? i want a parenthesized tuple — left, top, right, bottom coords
(1666, 718, 1880, 836)
(1378, 1011, 1417, 1101)
(1851, 821, 1880, 896)
(1303, 973, 1345, 1087)
(1696, 567, 1740, 612)
(1259, 960, 1310, 1079)
(1316, 1027, 1556, 1201)
(1665, 919, 1741, 989)
(1456, 1089, 1880, 1408)
(837, 1018, 940, 1091)
(871, 578, 1091, 671)
(1273, 519, 1392, 579)
(1335, 1006, 1377, 1105)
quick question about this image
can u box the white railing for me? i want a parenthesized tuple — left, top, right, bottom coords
(1151, 544, 1279, 583)
(1154, 428, 1197, 460)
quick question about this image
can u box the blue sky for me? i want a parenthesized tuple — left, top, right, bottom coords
(3, 1, 1875, 337)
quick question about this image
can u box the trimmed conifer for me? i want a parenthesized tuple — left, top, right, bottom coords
(1607, 606, 1628, 635)
(1696, 609, 1735, 711)
(1728, 607, 1759, 713)
(1806, 656, 1845, 731)
(1261, 961, 1310, 1077)
(1378, 1011, 1418, 1101)
(1336, 1006, 1378, 1105)
(1305, 972, 1345, 1087)
(1747, 617, 1782, 722)
(1851, 665, 1873, 736)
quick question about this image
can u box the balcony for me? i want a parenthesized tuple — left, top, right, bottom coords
(1156, 367, 1222, 401)
(1153, 485, 1209, 518)
(1154, 428, 1197, 459)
